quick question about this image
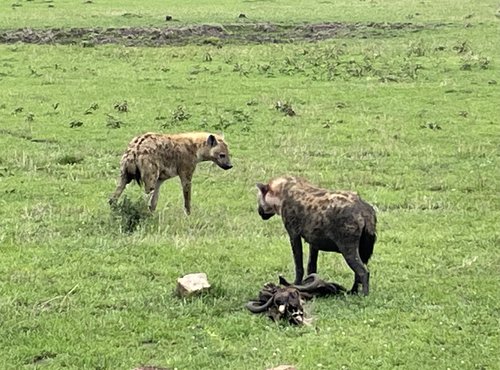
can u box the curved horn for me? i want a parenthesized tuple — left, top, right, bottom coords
(290, 273, 324, 292)
(278, 275, 293, 287)
(245, 296, 274, 314)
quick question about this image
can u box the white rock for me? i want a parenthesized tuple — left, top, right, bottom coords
(176, 273, 211, 297)
(266, 366, 297, 370)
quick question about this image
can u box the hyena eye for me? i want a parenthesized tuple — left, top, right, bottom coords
(219, 153, 226, 159)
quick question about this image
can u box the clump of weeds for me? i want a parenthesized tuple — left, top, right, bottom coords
(212, 115, 233, 131)
(25, 112, 35, 123)
(453, 41, 471, 54)
(279, 56, 305, 76)
(225, 109, 253, 132)
(275, 100, 296, 116)
(198, 108, 253, 132)
(171, 105, 191, 122)
(24, 112, 35, 136)
(155, 113, 168, 127)
(29, 66, 42, 77)
(407, 40, 427, 57)
(420, 122, 442, 130)
(257, 63, 273, 77)
(114, 101, 129, 113)
(232, 63, 250, 77)
(460, 54, 490, 70)
(110, 196, 150, 234)
(189, 65, 209, 75)
(84, 103, 99, 115)
(203, 52, 213, 62)
(322, 119, 334, 128)
(401, 60, 423, 79)
(69, 120, 83, 128)
(106, 114, 124, 129)
(231, 109, 252, 124)
(57, 154, 84, 165)
(158, 105, 191, 128)
(202, 37, 222, 47)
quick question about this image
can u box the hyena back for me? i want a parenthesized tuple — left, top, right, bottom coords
(256, 175, 377, 295)
(110, 132, 232, 213)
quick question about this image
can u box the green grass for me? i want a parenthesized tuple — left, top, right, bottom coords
(1, 1, 500, 369)
(1, 0, 499, 28)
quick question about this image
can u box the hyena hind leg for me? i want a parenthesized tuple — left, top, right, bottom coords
(149, 179, 166, 212)
(341, 242, 370, 296)
(109, 174, 130, 205)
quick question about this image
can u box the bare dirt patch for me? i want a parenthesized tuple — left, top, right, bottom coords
(0, 22, 442, 46)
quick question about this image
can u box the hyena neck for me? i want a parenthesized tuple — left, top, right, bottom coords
(267, 189, 285, 215)
(195, 141, 212, 162)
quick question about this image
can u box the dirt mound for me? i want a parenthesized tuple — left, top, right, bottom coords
(0, 22, 431, 46)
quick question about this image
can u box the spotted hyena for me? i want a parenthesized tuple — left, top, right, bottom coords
(109, 132, 232, 213)
(256, 176, 377, 295)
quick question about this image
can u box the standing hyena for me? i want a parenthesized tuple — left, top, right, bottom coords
(109, 132, 232, 213)
(256, 176, 377, 295)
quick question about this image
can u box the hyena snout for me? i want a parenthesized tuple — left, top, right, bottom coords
(220, 162, 233, 170)
(258, 205, 275, 220)
(215, 156, 232, 170)
(211, 151, 232, 170)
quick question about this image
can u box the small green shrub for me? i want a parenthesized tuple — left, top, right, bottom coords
(110, 196, 150, 233)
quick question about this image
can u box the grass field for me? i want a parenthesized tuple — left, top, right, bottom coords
(1, 1, 499, 369)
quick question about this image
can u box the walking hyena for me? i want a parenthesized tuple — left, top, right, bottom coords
(109, 132, 232, 213)
(256, 176, 377, 295)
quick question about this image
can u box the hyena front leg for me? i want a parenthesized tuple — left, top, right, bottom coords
(179, 171, 193, 215)
(142, 169, 159, 212)
(289, 235, 304, 285)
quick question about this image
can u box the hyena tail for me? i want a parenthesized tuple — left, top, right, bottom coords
(359, 215, 377, 264)
(122, 156, 142, 186)
(128, 168, 142, 186)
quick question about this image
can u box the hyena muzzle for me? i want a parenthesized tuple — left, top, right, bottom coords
(109, 132, 232, 213)
(256, 176, 377, 296)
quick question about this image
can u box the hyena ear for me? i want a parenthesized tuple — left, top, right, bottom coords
(207, 134, 218, 147)
(256, 183, 269, 194)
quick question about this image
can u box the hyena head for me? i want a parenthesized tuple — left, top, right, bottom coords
(206, 134, 232, 170)
(256, 178, 287, 220)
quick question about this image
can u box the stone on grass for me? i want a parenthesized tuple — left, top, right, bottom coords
(266, 366, 297, 370)
(176, 273, 211, 297)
